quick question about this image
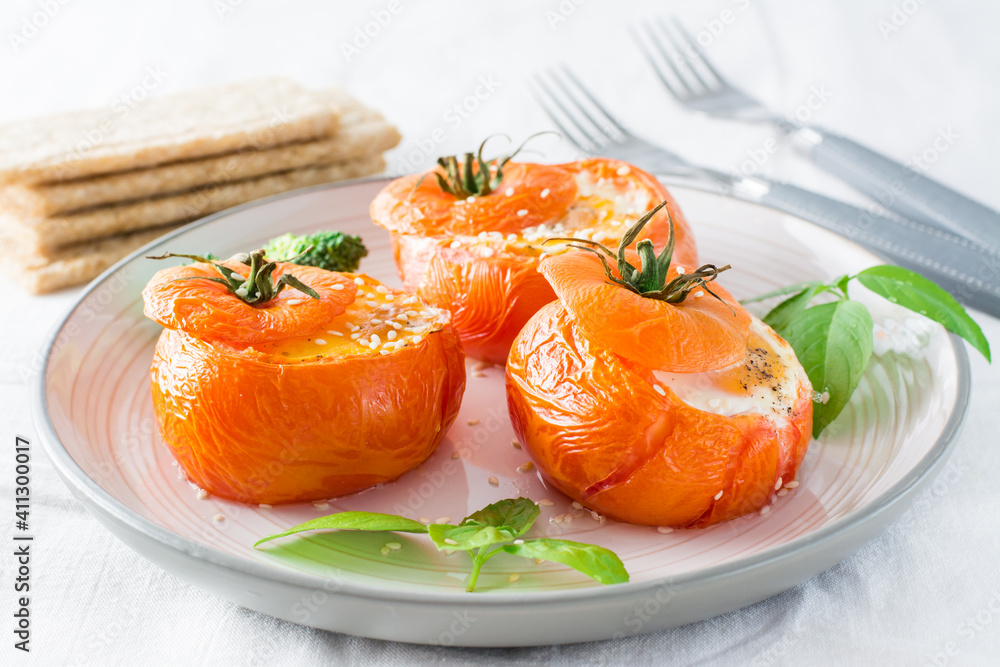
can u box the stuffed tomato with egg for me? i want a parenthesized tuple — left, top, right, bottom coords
(370, 141, 698, 364)
(142, 249, 465, 505)
(505, 203, 813, 527)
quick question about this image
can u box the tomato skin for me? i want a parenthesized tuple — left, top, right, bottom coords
(150, 323, 466, 505)
(372, 158, 698, 363)
(505, 302, 812, 527)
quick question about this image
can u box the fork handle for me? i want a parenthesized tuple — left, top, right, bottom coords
(746, 178, 1000, 316)
(794, 127, 1000, 253)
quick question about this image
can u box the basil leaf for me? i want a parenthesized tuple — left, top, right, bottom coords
(781, 301, 874, 437)
(856, 265, 991, 362)
(428, 523, 512, 551)
(503, 538, 629, 585)
(463, 498, 540, 538)
(253, 511, 428, 547)
(763, 284, 826, 333)
(740, 280, 822, 304)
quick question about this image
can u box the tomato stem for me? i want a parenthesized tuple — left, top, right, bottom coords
(148, 249, 320, 305)
(543, 201, 733, 307)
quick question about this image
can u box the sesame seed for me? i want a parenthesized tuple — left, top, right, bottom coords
(384, 294, 395, 301)
(213, 513, 225, 523)
(444, 538, 458, 545)
(517, 462, 534, 473)
(285, 299, 302, 306)
(391, 321, 403, 330)
(368, 341, 379, 350)
(348, 323, 360, 331)
(540, 188, 550, 198)
(197, 489, 208, 500)
(435, 516, 451, 524)
(505, 187, 514, 196)
(371, 333, 381, 346)
(538, 499, 554, 507)
(365, 300, 379, 307)
(694, 291, 704, 298)
(760, 505, 771, 515)
(653, 384, 666, 396)
(332, 284, 345, 291)
(550, 515, 563, 524)
(714, 490, 723, 500)
(313, 501, 329, 509)
(775, 477, 783, 491)
(259, 503, 272, 509)
(509, 573, 521, 583)
(784, 481, 799, 489)
(412, 335, 423, 345)
(375, 285, 389, 294)
(314, 339, 327, 346)
(353, 278, 364, 286)
(405, 310, 419, 318)
(327, 330, 343, 336)
(488, 476, 499, 486)
(777, 489, 789, 497)
(386, 330, 397, 341)
(675, 266, 686, 274)
(467, 419, 480, 426)
(380, 350, 390, 355)
(466, 196, 476, 204)
(350, 333, 361, 340)
(517, 209, 529, 216)
(571, 501, 583, 510)
(386, 541, 402, 550)
(657, 526, 674, 534)
(511, 439, 522, 449)
(419, 517, 431, 524)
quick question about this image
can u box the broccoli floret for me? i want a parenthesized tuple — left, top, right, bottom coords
(263, 231, 368, 273)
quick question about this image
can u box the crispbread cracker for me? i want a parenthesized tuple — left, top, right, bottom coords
(5, 223, 186, 294)
(1, 98, 399, 216)
(0, 77, 340, 184)
(3, 153, 387, 255)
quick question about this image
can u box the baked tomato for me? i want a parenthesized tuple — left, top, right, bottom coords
(370, 153, 698, 364)
(143, 252, 466, 505)
(505, 206, 813, 527)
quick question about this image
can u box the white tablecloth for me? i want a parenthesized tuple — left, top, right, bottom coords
(2, 1, 999, 664)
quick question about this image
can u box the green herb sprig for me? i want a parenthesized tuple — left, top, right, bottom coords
(744, 265, 990, 437)
(253, 498, 629, 592)
(148, 249, 319, 305)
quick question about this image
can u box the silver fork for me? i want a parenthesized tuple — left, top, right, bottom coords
(635, 17, 1000, 252)
(528, 67, 1000, 316)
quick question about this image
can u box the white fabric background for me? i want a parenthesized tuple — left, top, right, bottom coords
(1, 0, 999, 664)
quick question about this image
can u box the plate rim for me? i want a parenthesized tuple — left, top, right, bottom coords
(32, 175, 972, 607)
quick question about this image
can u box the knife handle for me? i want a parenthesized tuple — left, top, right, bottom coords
(750, 179, 1000, 316)
(795, 127, 1000, 253)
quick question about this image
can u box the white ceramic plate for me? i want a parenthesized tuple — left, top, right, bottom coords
(34, 177, 969, 647)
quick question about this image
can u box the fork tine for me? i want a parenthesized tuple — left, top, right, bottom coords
(630, 24, 687, 100)
(528, 74, 599, 152)
(548, 69, 613, 148)
(668, 16, 728, 88)
(535, 70, 615, 150)
(557, 67, 631, 138)
(637, 20, 701, 96)
(655, 17, 715, 92)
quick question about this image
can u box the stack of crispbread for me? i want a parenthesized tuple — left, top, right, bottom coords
(0, 78, 400, 294)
